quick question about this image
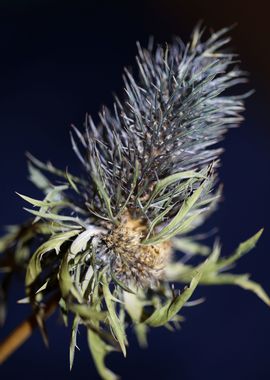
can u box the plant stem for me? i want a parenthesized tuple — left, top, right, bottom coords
(0, 295, 59, 364)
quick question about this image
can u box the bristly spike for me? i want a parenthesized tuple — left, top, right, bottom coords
(26, 25, 251, 287)
(66, 28, 248, 282)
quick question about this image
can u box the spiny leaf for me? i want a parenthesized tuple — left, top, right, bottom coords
(19, 184, 69, 224)
(144, 169, 206, 210)
(102, 277, 127, 357)
(216, 229, 264, 270)
(26, 230, 79, 287)
(199, 273, 270, 306)
(27, 152, 85, 184)
(167, 231, 269, 306)
(23, 208, 83, 225)
(16, 192, 68, 208)
(144, 269, 202, 327)
(143, 178, 209, 244)
(70, 315, 79, 370)
(87, 328, 119, 380)
(58, 252, 83, 302)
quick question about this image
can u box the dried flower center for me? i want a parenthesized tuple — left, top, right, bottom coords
(103, 213, 172, 287)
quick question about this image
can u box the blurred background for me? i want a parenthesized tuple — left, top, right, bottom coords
(0, 1, 269, 379)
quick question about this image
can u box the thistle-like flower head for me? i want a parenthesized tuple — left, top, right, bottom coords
(0, 25, 267, 380)
(67, 24, 247, 288)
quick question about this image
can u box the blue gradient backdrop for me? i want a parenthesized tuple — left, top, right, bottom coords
(0, 1, 269, 379)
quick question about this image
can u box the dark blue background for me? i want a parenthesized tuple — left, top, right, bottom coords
(0, 1, 269, 379)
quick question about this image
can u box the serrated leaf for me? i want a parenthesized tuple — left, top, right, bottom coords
(16, 192, 67, 208)
(58, 252, 83, 302)
(145, 204, 174, 240)
(24, 207, 83, 225)
(162, 210, 204, 242)
(87, 328, 119, 380)
(216, 229, 264, 270)
(143, 178, 209, 244)
(70, 315, 79, 370)
(27, 152, 85, 184)
(26, 230, 79, 287)
(102, 277, 127, 357)
(199, 273, 270, 306)
(167, 230, 270, 306)
(145, 270, 202, 327)
(233, 276, 270, 306)
(59, 297, 68, 326)
(145, 169, 206, 209)
(19, 184, 69, 224)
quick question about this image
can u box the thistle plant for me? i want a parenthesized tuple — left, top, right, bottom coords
(0, 25, 268, 380)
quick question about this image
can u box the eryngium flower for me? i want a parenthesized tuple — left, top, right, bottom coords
(67, 25, 246, 288)
(0, 25, 268, 380)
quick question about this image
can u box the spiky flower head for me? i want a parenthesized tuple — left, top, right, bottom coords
(0, 25, 268, 380)
(67, 25, 246, 288)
